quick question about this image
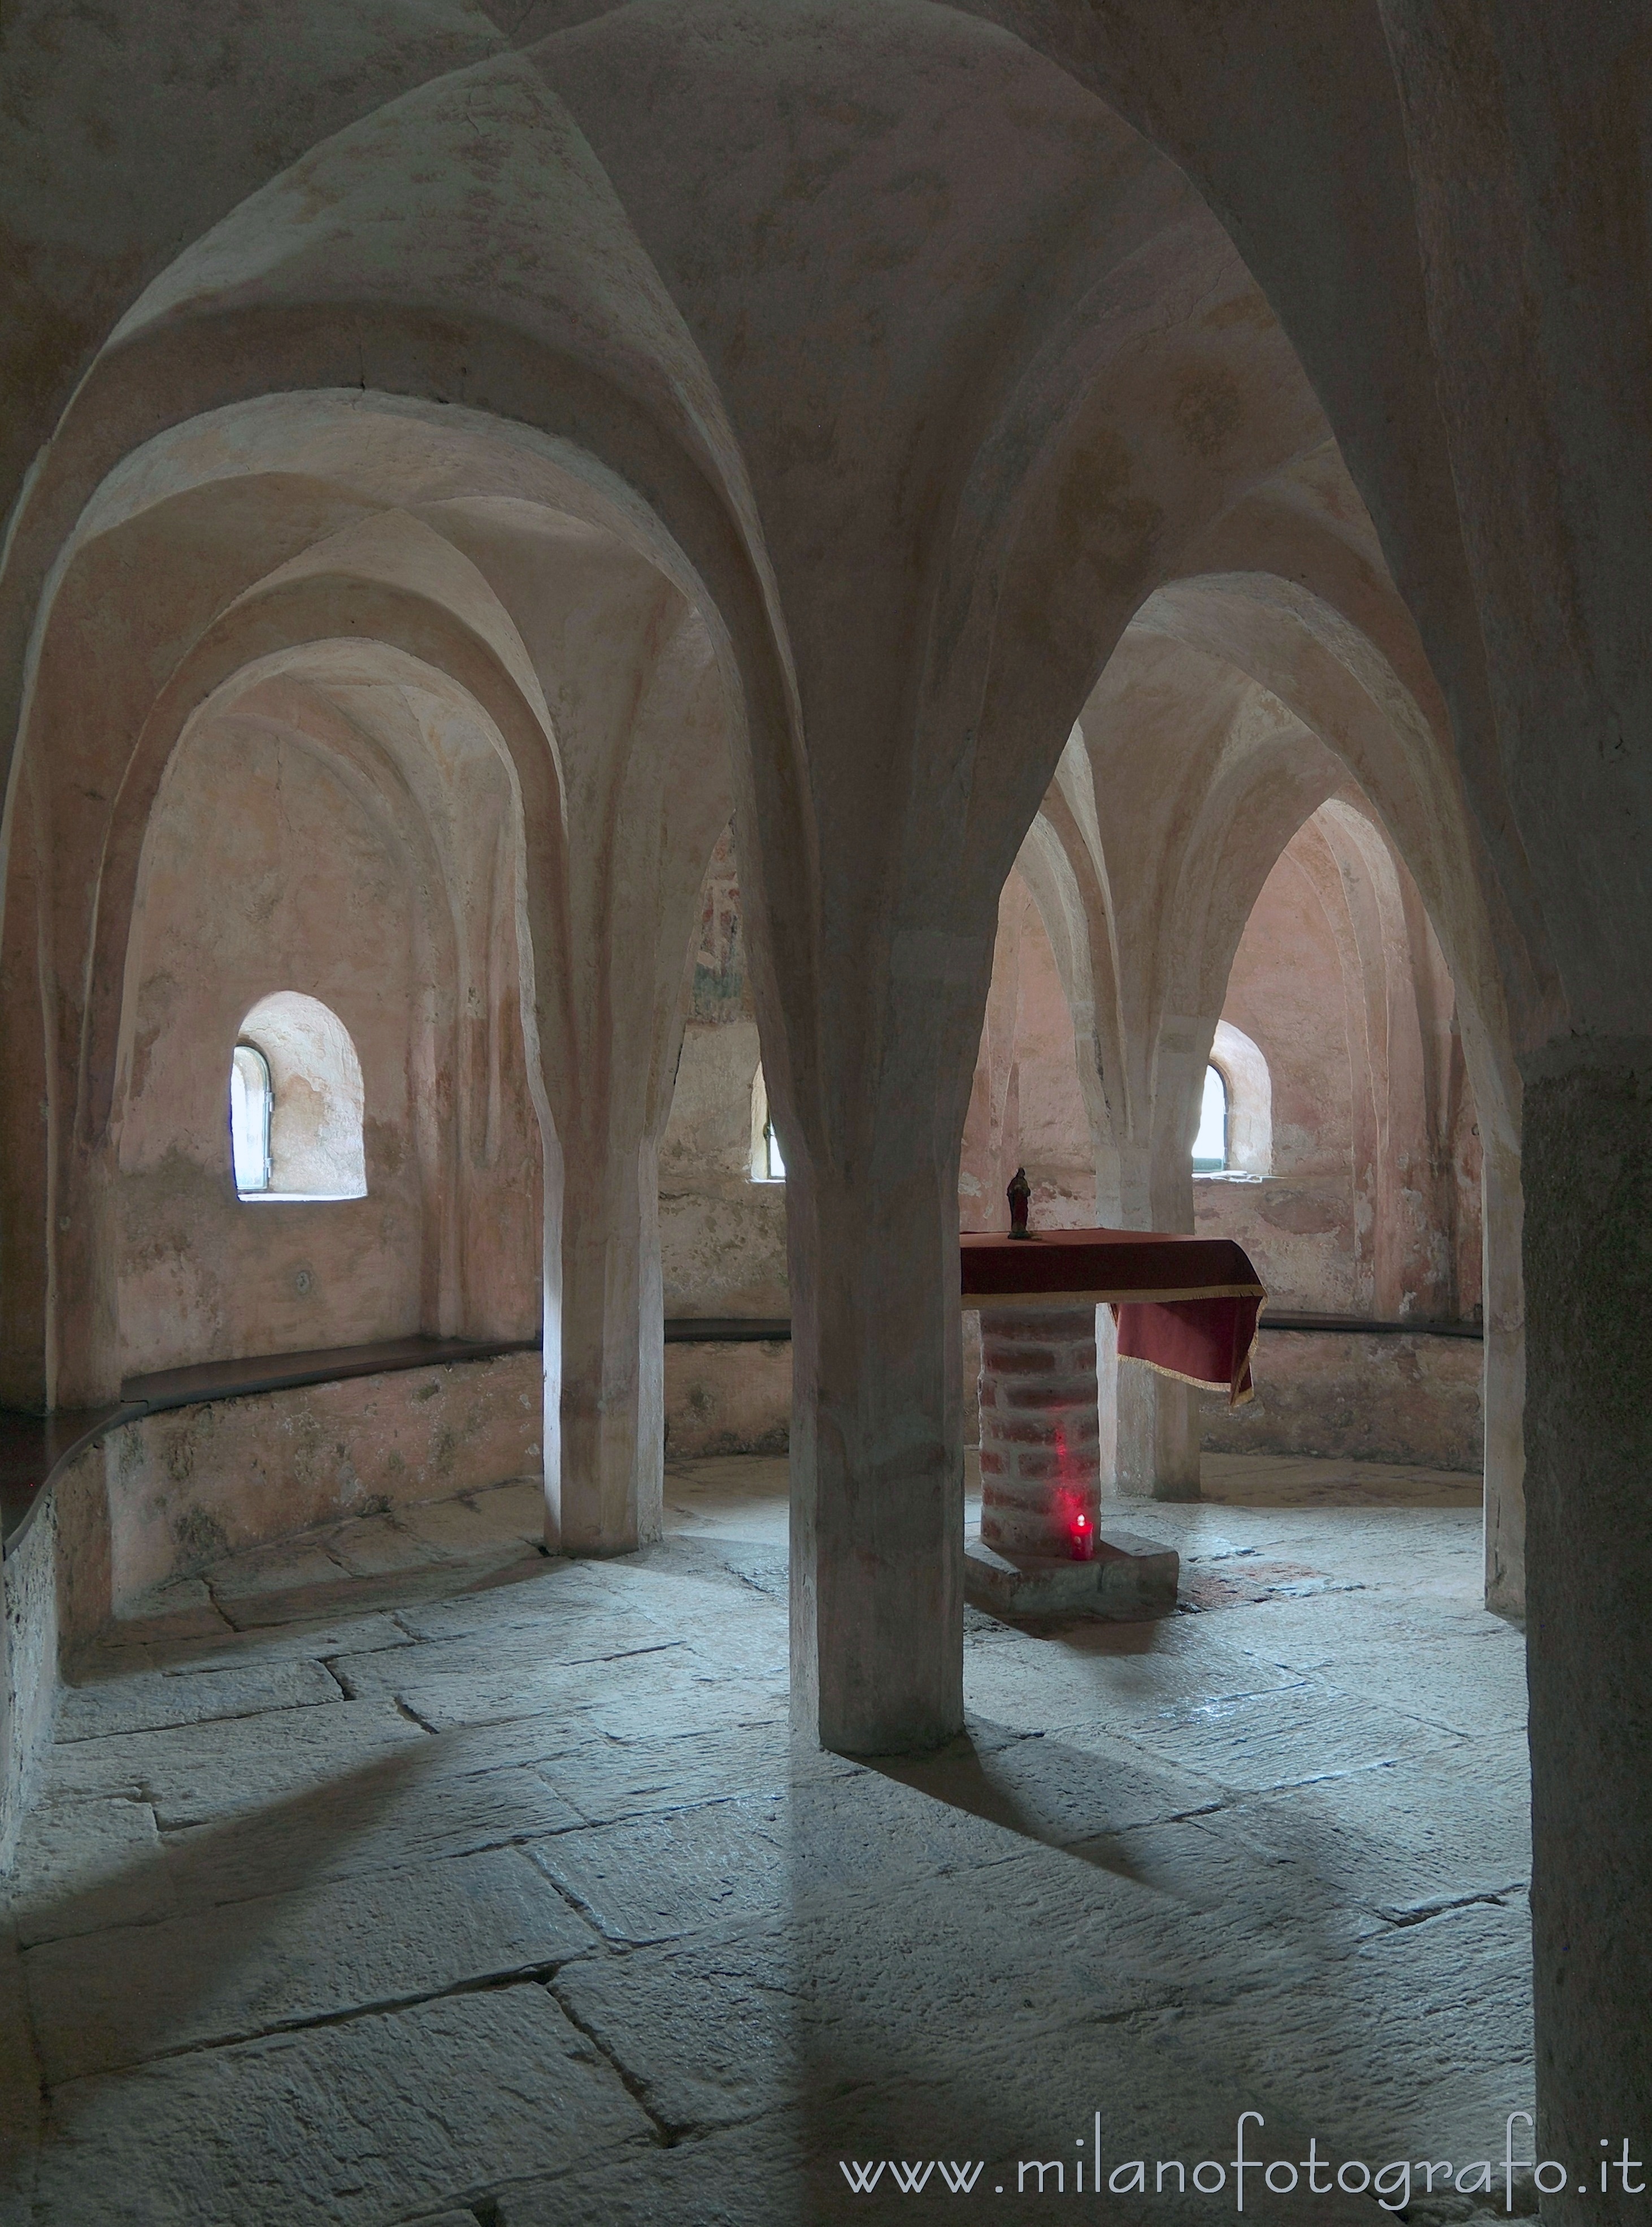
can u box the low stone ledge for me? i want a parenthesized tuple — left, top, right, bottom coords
(963, 1527, 1179, 1621)
(2, 1334, 540, 1553)
(664, 1339, 790, 1457)
(0, 1350, 545, 1869)
(1202, 1325, 1484, 1471)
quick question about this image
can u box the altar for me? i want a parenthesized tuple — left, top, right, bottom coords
(960, 1219, 1265, 1618)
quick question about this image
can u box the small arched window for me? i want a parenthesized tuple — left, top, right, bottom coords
(1192, 1063, 1228, 1173)
(749, 1063, 785, 1183)
(1200, 1022, 1272, 1177)
(229, 1044, 273, 1193)
(229, 993, 367, 1202)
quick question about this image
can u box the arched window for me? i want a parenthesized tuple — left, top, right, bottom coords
(750, 1063, 785, 1183)
(229, 993, 367, 1202)
(1192, 1063, 1228, 1173)
(1198, 1021, 1273, 1177)
(229, 1044, 272, 1193)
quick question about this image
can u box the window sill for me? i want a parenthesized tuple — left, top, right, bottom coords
(237, 1188, 369, 1204)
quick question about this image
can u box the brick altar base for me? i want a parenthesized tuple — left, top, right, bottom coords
(977, 1305, 1102, 1556)
(972, 1304, 1178, 1619)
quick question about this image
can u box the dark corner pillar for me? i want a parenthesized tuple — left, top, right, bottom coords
(1523, 1037, 1652, 2212)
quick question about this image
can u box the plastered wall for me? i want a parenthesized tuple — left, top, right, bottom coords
(116, 706, 543, 1377)
(659, 831, 789, 1321)
(118, 721, 427, 1373)
(960, 870, 1097, 1231)
(1195, 837, 1360, 1310)
(658, 814, 1485, 1469)
(1195, 814, 1483, 1325)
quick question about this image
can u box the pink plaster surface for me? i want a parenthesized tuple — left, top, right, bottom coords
(115, 708, 542, 1379)
(1197, 817, 1482, 1326)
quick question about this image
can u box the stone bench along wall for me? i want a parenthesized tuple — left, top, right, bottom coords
(663, 1340, 792, 1458)
(101, 1353, 543, 1604)
(1201, 1326, 1483, 1473)
(1, 1492, 58, 1870)
(0, 1353, 544, 1866)
(659, 1316, 1485, 1477)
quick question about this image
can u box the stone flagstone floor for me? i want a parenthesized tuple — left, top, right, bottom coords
(0, 1453, 1533, 2225)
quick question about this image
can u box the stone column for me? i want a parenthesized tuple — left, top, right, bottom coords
(1523, 1042, 1652, 2207)
(0, 766, 53, 1412)
(786, 1142, 969, 1757)
(45, 1136, 123, 1410)
(977, 1306, 1101, 1557)
(557, 1125, 665, 1556)
(1095, 1137, 1204, 1502)
(1481, 1127, 1526, 1620)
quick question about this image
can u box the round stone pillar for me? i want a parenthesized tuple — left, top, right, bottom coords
(977, 1306, 1102, 1560)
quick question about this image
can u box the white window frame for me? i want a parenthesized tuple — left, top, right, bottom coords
(230, 992, 368, 1203)
(229, 1042, 273, 1194)
(1192, 1062, 1229, 1173)
(1194, 1021, 1273, 1180)
(749, 1063, 785, 1184)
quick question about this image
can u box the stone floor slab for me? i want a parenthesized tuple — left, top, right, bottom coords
(25, 1843, 601, 2083)
(464, 1477, 553, 1542)
(873, 1721, 1228, 1852)
(529, 1765, 1095, 1948)
(491, 2120, 806, 2227)
(389, 1559, 621, 1644)
(41, 1697, 432, 1827)
(54, 1654, 342, 1743)
(392, 1493, 544, 1559)
(0, 1926, 41, 2226)
(317, 1512, 453, 1579)
(1225, 1731, 1531, 1918)
(158, 1735, 588, 1904)
(2, 1452, 1532, 2227)
(30, 1986, 652, 2227)
(327, 1619, 681, 1701)
(9, 1795, 173, 1946)
(533, 1723, 863, 1831)
(550, 1841, 1362, 2143)
(1277, 1635, 1527, 1740)
(97, 1578, 234, 1646)
(77, 1607, 416, 1678)
(1211, 1583, 1514, 1664)
(391, 1648, 785, 1742)
(962, 1616, 1307, 1735)
(1131, 1900, 1534, 2165)
(213, 1559, 541, 1630)
(204, 1538, 353, 1601)
(1093, 1677, 1465, 1794)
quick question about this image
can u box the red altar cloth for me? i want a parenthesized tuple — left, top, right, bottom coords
(960, 1228, 1266, 1407)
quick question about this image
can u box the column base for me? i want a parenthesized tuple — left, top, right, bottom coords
(963, 1527, 1178, 1620)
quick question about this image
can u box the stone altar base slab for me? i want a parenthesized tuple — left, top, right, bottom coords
(964, 1527, 1179, 1620)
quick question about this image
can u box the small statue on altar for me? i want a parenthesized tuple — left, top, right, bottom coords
(1007, 1165, 1031, 1238)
